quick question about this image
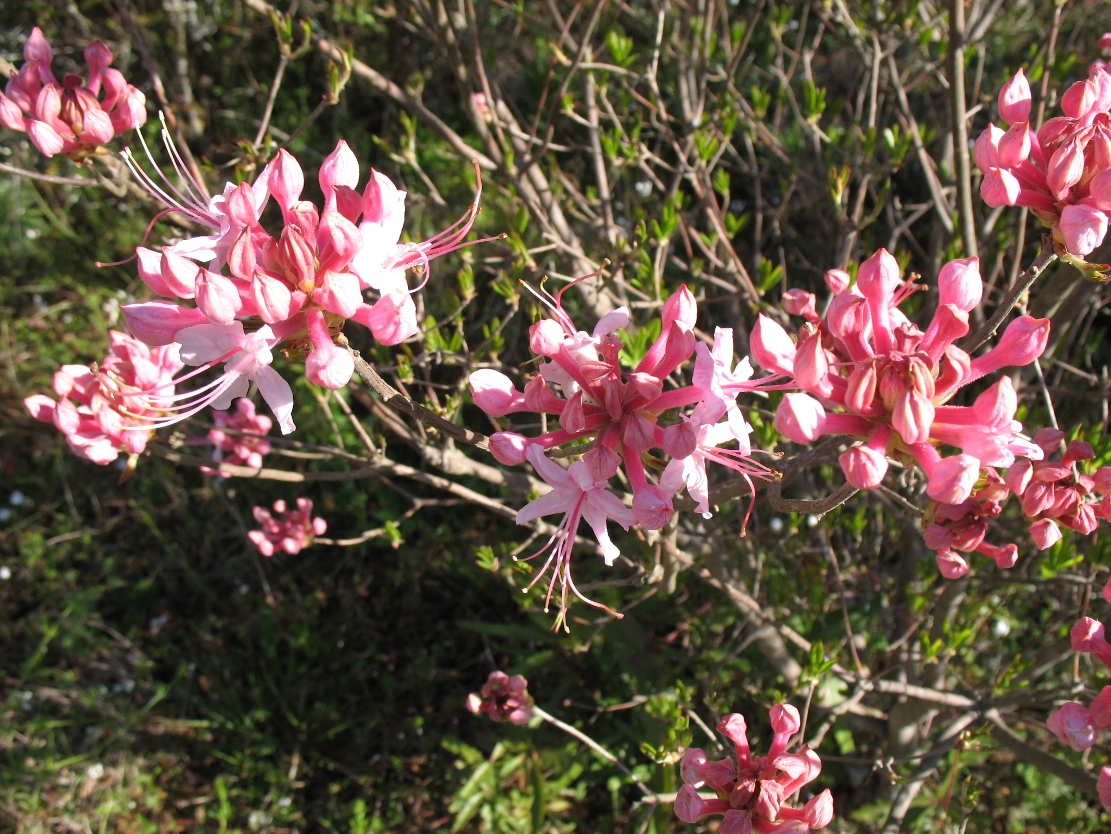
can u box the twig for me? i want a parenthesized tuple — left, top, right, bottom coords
(961, 241, 1058, 353)
(948, 0, 978, 260)
(984, 709, 1098, 798)
(0, 161, 98, 186)
(532, 705, 653, 797)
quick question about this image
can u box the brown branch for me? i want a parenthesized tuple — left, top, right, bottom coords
(985, 709, 1098, 798)
(346, 344, 489, 451)
(0, 161, 98, 186)
(948, 0, 978, 260)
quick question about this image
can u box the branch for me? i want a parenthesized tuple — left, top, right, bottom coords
(533, 706, 653, 797)
(948, 0, 978, 259)
(961, 240, 1058, 353)
(984, 709, 1099, 798)
(346, 344, 489, 451)
(0, 161, 98, 186)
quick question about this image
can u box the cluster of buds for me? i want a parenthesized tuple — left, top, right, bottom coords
(675, 704, 833, 832)
(196, 398, 273, 476)
(757, 250, 1049, 510)
(975, 63, 1111, 259)
(465, 671, 533, 725)
(0, 27, 146, 159)
(469, 282, 776, 625)
(924, 430, 1111, 578)
(23, 331, 182, 465)
(923, 467, 1017, 579)
(247, 498, 327, 556)
(119, 135, 489, 435)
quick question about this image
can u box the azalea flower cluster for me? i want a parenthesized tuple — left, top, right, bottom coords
(675, 704, 833, 832)
(925, 430, 1111, 578)
(196, 398, 273, 476)
(469, 283, 776, 624)
(23, 331, 182, 465)
(118, 136, 486, 435)
(755, 250, 1050, 511)
(247, 498, 327, 556)
(0, 27, 146, 159)
(465, 671, 534, 725)
(975, 63, 1111, 257)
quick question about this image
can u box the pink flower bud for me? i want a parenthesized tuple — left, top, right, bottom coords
(226, 182, 261, 228)
(319, 140, 360, 209)
(974, 124, 1003, 171)
(1047, 140, 1086, 201)
(719, 810, 753, 834)
(775, 393, 826, 443)
(267, 149, 305, 214)
(160, 248, 201, 298)
(824, 268, 850, 294)
(968, 316, 1049, 381)
(25, 27, 54, 66)
(857, 248, 900, 300)
(978, 541, 1019, 569)
(357, 292, 417, 346)
(1029, 518, 1063, 549)
(839, 444, 888, 489)
(661, 284, 697, 331)
(583, 447, 621, 482)
(1090, 169, 1111, 211)
(24, 394, 57, 423)
(979, 167, 1022, 206)
(530, 319, 567, 356)
(314, 270, 362, 319)
(195, 268, 243, 325)
(997, 121, 1032, 167)
(804, 789, 834, 829)
(679, 748, 709, 788)
(251, 272, 296, 324)
(749, 314, 795, 375)
(793, 333, 833, 397)
(318, 211, 363, 273)
(926, 454, 980, 505)
(1035, 428, 1066, 455)
(305, 339, 355, 389)
(937, 257, 982, 312)
(1061, 78, 1097, 119)
(782, 288, 818, 320)
(674, 785, 704, 824)
(632, 485, 673, 530)
(27, 119, 65, 157)
(1063, 441, 1096, 466)
(1100, 767, 1111, 808)
(1059, 203, 1109, 256)
(622, 413, 657, 454)
(1091, 687, 1111, 731)
(122, 301, 210, 345)
(717, 713, 751, 763)
(469, 369, 526, 417)
(936, 549, 970, 579)
(892, 390, 935, 445)
(489, 432, 530, 465)
(1005, 458, 1033, 494)
(661, 420, 699, 459)
(998, 69, 1032, 124)
(560, 391, 587, 433)
(1047, 702, 1097, 751)
(226, 229, 257, 281)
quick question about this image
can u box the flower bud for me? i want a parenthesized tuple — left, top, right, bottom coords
(936, 549, 970, 579)
(782, 288, 818, 320)
(1059, 203, 1109, 256)
(804, 789, 835, 829)
(974, 124, 1003, 171)
(305, 339, 354, 389)
(892, 390, 935, 445)
(925, 454, 980, 505)
(122, 301, 210, 345)
(530, 319, 567, 357)
(1005, 458, 1033, 495)
(469, 369, 525, 417)
(1047, 140, 1086, 201)
(793, 333, 833, 397)
(937, 257, 982, 312)
(267, 148, 305, 213)
(632, 485, 673, 530)
(824, 268, 850, 294)
(1061, 78, 1097, 119)
(195, 268, 243, 325)
(844, 363, 878, 415)
(997, 121, 1032, 167)
(319, 140, 360, 209)
(251, 272, 296, 324)
(775, 393, 826, 443)
(1047, 702, 1097, 751)
(998, 69, 1032, 124)
(160, 248, 201, 298)
(749, 314, 795, 375)
(978, 541, 1019, 569)
(673, 786, 705, 824)
(1029, 518, 1063, 549)
(661, 419, 699, 459)
(489, 432, 530, 465)
(969, 316, 1049, 380)
(661, 284, 697, 332)
(979, 167, 1022, 206)
(839, 444, 888, 489)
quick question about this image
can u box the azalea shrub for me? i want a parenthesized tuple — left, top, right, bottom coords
(7, 1, 1111, 831)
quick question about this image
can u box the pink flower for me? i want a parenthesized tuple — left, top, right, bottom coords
(1047, 702, 1097, 751)
(674, 703, 831, 831)
(1099, 766, 1111, 808)
(769, 248, 1046, 504)
(465, 671, 533, 724)
(0, 28, 146, 159)
(24, 331, 182, 464)
(247, 497, 326, 556)
(121, 138, 492, 419)
(515, 445, 636, 627)
(974, 64, 1111, 258)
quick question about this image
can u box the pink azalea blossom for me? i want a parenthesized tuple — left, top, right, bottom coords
(754, 249, 1048, 507)
(674, 703, 832, 832)
(0, 28, 146, 159)
(465, 671, 533, 724)
(469, 283, 778, 621)
(24, 331, 182, 464)
(974, 64, 1111, 258)
(119, 137, 493, 430)
(1047, 702, 1098, 751)
(247, 497, 326, 556)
